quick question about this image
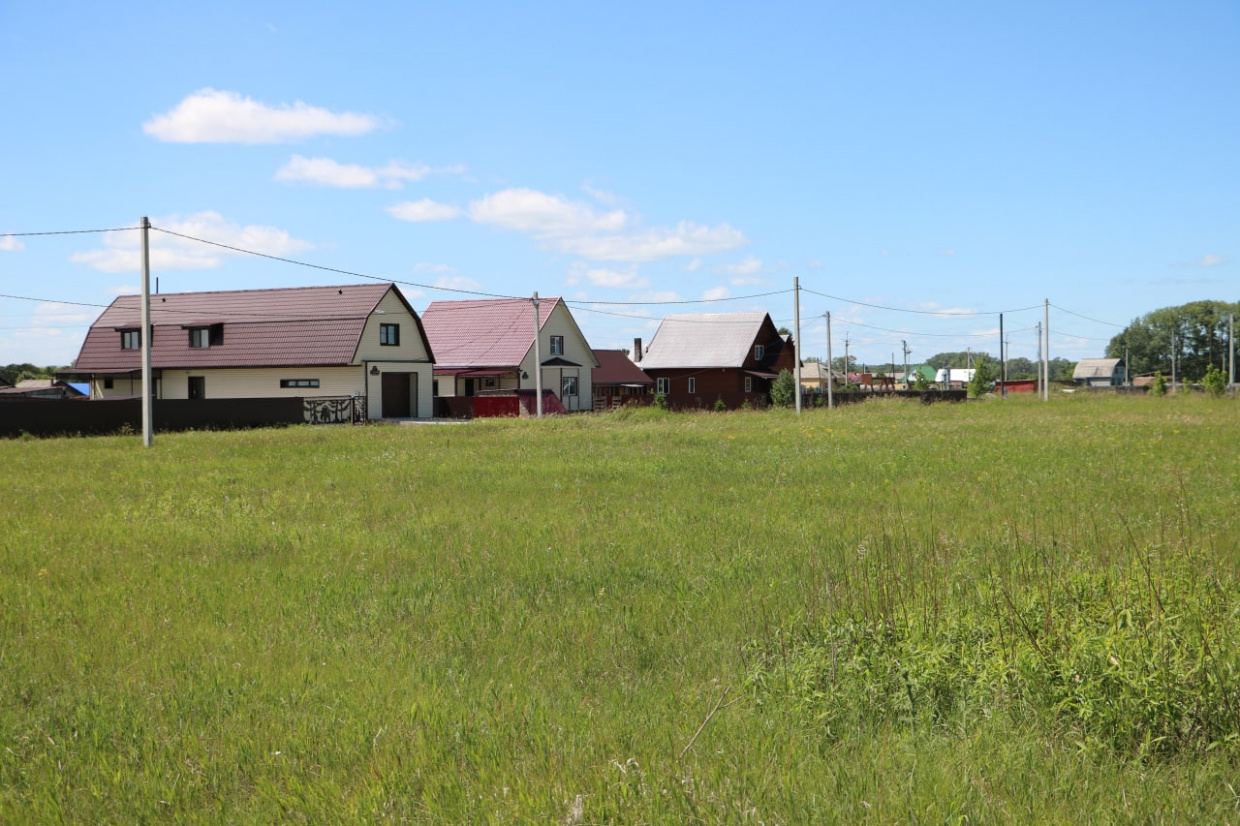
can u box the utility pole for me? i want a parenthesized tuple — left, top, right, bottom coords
(825, 311, 834, 409)
(532, 292, 543, 418)
(999, 313, 1006, 398)
(1229, 313, 1235, 391)
(1043, 299, 1050, 401)
(1171, 331, 1177, 392)
(1124, 344, 1130, 386)
(844, 334, 850, 384)
(140, 216, 153, 448)
(902, 339, 910, 389)
(794, 276, 802, 415)
(1036, 321, 1043, 400)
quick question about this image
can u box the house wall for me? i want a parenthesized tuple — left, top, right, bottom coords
(644, 367, 769, 410)
(355, 290, 433, 363)
(516, 303, 595, 412)
(364, 361, 432, 419)
(160, 366, 364, 400)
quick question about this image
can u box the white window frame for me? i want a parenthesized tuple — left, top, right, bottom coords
(744, 376, 753, 393)
(121, 329, 141, 350)
(687, 377, 696, 394)
(656, 377, 669, 394)
(754, 344, 765, 360)
(550, 335, 564, 356)
(562, 375, 578, 397)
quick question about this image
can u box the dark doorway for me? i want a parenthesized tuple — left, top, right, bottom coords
(188, 376, 205, 400)
(464, 378, 476, 397)
(382, 372, 411, 417)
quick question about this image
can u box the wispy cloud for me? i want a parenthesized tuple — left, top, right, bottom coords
(388, 199, 462, 222)
(433, 275, 484, 294)
(722, 255, 763, 277)
(70, 212, 313, 272)
(565, 263, 649, 290)
(0, 235, 24, 252)
(467, 187, 745, 263)
(412, 262, 456, 275)
(702, 286, 730, 301)
(1179, 253, 1225, 268)
(144, 89, 381, 144)
(275, 155, 464, 189)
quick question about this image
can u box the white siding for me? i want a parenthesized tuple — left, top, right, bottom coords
(160, 367, 364, 400)
(355, 290, 432, 363)
(516, 303, 597, 411)
(364, 361, 434, 420)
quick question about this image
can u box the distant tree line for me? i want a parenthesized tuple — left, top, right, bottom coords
(0, 363, 65, 385)
(1106, 300, 1239, 380)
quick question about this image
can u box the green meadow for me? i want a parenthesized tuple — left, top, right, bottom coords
(2, 394, 1239, 823)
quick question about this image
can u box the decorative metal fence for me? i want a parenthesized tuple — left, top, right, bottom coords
(303, 395, 365, 424)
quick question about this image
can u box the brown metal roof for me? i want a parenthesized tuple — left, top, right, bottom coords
(421, 297, 556, 368)
(593, 349, 653, 386)
(72, 283, 430, 371)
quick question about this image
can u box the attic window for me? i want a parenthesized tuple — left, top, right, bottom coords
(550, 335, 564, 356)
(188, 324, 224, 348)
(121, 329, 141, 350)
(754, 344, 765, 360)
(380, 323, 400, 346)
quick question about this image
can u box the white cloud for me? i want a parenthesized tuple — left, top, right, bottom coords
(388, 199, 461, 223)
(722, 255, 763, 277)
(581, 181, 621, 206)
(0, 235, 24, 252)
(627, 290, 682, 303)
(702, 286, 730, 301)
(565, 263, 649, 290)
(70, 212, 313, 273)
(938, 249, 958, 257)
(470, 188, 628, 236)
(105, 285, 139, 296)
(433, 275, 484, 293)
(1187, 253, 1224, 268)
(143, 89, 380, 144)
(33, 302, 95, 326)
(683, 258, 701, 272)
(412, 262, 456, 274)
(557, 221, 746, 263)
(915, 302, 976, 316)
(275, 156, 462, 189)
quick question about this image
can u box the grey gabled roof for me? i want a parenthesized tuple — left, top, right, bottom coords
(639, 312, 767, 369)
(1073, 358, 1122, 379)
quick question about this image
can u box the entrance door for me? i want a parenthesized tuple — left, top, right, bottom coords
(464, 378, 476, 397)
(381, 372, 411, 417)
(188, 376, 205, 400)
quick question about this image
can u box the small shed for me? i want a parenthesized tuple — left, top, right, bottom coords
(1073, 358, 1125, 387)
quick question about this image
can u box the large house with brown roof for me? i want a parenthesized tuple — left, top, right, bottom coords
(65, 283, 436, 419)
(636, 312, 796, 409)
(421, 296, 599, 412)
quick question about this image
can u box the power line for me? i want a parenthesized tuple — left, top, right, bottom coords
(803, 287, 1041, 317)
(0, 226, 141, 237)
(1049, 303, 1126, 328)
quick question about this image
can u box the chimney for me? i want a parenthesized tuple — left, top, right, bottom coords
(633, 337, 643, 362)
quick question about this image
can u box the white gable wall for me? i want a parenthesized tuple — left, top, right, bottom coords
(517, 302, 597, 411)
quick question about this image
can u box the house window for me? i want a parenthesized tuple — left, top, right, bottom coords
(280, 379, 320, 388)
(744, 376, 753, 393)
(550, 335, 564, 356)
(656, 377, 669, 394)
(754, 344, 765, 360)
(103, 378, 114, 389)
(380, 323, 400, 346)
(687, 377, 696, 394)
(562, 375, 578, 396)
(121, 330, 141, 350)
(188, 324, 224, 348)
(485, 378, 496, 388)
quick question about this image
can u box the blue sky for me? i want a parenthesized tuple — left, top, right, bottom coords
(2, 1, 1236, 368)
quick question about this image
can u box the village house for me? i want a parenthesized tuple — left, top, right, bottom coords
(1073, 357, 1126, 387)
(64, 283, 435, 420)
(421, 296, 599, 412)
(798, 361, 845, 393)
(591, 348, 653, 410)
(636, 312, 796, 409)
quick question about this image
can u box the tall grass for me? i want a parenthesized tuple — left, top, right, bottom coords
(1, 394, 1237, 822)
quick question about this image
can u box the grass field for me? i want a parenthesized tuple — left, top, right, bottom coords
(3, 394, 1239, 823)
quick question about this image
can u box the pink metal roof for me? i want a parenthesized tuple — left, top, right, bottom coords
(72, 283, 426, 371)
(421, 297, 557, 369)
(592, 349, 653, 386)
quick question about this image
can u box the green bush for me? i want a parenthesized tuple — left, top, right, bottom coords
(714, 395, 727, 412)
(1203, 364, 1226, 397)
(654, 391, 668, 410)
(770, 369, 797, 407)
(1152, 371, 1167, 396)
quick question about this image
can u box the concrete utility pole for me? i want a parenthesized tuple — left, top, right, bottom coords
(999, 313, 1006, 398)
(532, 292, 543, 418)
(794, 276, 802, 415)
(844, 334, 850, 385)
(1036, 322, 1043, 400)
(140, 216, 153, 448)
(825, 311, 834, 409)
(902, 339, 910, 389)
(1229, 313, 1235, 391)
(1171, 331, 1177, 391)
(1043, 299, 1050, 401)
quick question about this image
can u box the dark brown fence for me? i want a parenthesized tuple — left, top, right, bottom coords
(1, 397, 306, 438)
